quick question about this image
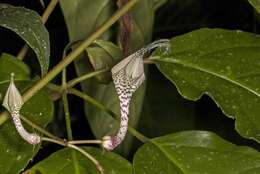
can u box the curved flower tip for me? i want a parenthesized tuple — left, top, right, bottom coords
(28, 133, 41, 144)
(2, 73, 41, 145)
(102, 135, 114, 151)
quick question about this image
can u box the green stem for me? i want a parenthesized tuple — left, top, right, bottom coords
(41, 136, 65, 146)
(66, 58, 152, 89)
(61, 52, 80, 174)
(62, 93, 73, 140)
(22, 0, 140, 103)
(38, 0, 46, 9)
(17, 45, 29, 60)
(69, 88, 119, 119)
(67, 68, 109, 88)
(41, 0, 59, 24)
(68, 140, 103, 145)
(41, 137, 104, 174)
(61, 49, 73, 141)
(69, 88, 149, 143)
(47, 83, 63, 92)
(62, 75, 80, 174)
(20, 115, 62, 141)
(67, 144, 104, 174)
(143, 58, 154, 64)
(17, 0, 59, 60)
(0, 112, 8, 125)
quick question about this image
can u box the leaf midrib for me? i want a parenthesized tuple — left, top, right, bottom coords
(151, 141, 186, 173)
(156, 58, 260, 98)
(151, 141, 260, 174)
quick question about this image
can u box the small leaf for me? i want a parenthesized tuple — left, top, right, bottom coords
(249, 0, 260, 13)
(153, 28, 260, 142)
(86, 40, 123, 83)
(0, 3, 50, 76)
(28, 147, 132, 174)
(133, 131, 260, 174)
(0, 53, 31, 101)
(0, 53, 53, 174)
(59, 0, 114, 41)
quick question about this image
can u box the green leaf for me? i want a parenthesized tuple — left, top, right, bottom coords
(153, 28, 260, 142)
(86, 40, 123, 83)
(28, 147, 132, 174)
(0, 53, 31, 94)
(0, 53, 53, 174)
(0, 3, 50, 76)
(133, 131, 260, 174)
(130, 0, 154, 49)
(60, 0, 114, 41)
(249, 0, 260, 13)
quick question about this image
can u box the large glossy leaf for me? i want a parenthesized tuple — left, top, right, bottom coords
(153, 28, 260, 142)
(0, 3, 50, 76)
(249, 0, 260, 13)
(0, 53, 53, 174)
(28, 147, 132, 174)
(60, 1, 153, 155)
(134, 131, 260, 174)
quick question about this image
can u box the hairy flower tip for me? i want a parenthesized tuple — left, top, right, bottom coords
(102, 135, 114, 151)
(28, 133, 41, 145)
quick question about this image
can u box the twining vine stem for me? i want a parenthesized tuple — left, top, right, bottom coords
(62, 51, 81, 174)
(62, 57, 73, 141)
(68, 140, 103, 145)
(20, 115, 62, 141)
(67, 68, 109, 88)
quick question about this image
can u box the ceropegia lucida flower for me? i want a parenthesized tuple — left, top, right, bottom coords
(102, 39, 170, 150)
(2, 73, 41, 145)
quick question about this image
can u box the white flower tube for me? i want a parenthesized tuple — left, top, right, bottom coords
(2, 73, 41, 145)
(102, 39, 170, 150)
